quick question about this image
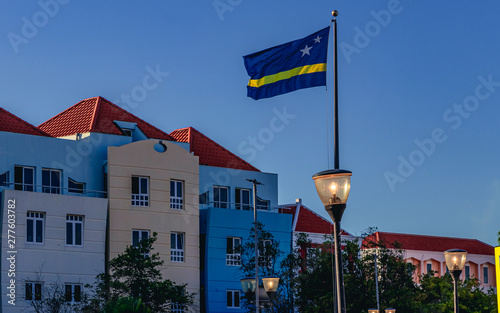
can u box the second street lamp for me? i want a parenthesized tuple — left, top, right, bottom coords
(262, 277, 280, 312)
(444, 249, 467, 313)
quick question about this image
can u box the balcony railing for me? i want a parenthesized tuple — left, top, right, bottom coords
(200, 201, 271, 211)
(0, 183, 107, 198)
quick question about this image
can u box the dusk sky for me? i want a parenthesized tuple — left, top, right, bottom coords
(2, 1, 499, 246)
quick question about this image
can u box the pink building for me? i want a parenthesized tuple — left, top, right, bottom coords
(363, 232, 496, 290)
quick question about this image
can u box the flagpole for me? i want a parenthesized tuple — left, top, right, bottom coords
(333, 11, 340, 170)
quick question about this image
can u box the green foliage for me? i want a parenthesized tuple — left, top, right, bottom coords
(107, 297, 151, 313)
(86, 233, 193, 312)
(497, 230, 500, 246)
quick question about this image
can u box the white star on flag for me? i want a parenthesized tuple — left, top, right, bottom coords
(300, 45, 312, 57)
(314, 35, 322, 43)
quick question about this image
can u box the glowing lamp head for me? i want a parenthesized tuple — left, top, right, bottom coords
(444, 249, 467, 271)
(313, 169, 352, 206)
(262, 277, 280, 293)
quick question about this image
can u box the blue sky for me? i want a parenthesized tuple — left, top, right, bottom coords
(2, 1, 500, 246)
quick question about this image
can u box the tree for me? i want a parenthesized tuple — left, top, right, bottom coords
(86, 233, 193, 312)
(236, 221, 294, 312)
(419, 273, 497, 313)
(497, 230, 500, 246)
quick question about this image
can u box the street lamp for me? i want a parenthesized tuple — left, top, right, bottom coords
(313, 169, 351, 313)
(262, 277, 280, 312)
(312, 10, 351, 313)
(444, 249, 467, 313)
(385, 309, 396, 313)
(240, 277, 256, 294)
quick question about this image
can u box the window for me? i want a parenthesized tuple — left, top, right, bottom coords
(199, 191, 209, 205)
(42, 168, 61, 194)
(171, 232, 184, 262)
(465, 265, 470, 280)
(170, 180, 183, 210)
(483, 266, 489, 284)
(227, 290, 240, 308)
(65, 284, 82, 303)
(68, 178, 85, 194)
(235, 188, 250, 210)
(226, 237, 241, 266)
(426, 263, 432, 274)
(0, 171, 9, 187)
(259, 239, 273, 267)
(214, 186, 229, 208)
(66, 215, 83, 246)
(171, 302, 184, 313)
(26, 212, 44, 244)
(25, 282, 42, 301)
(132, 230, 150, 257)
(14, 166, 34, 191)
(122, 128, 133, 137)
(132, 176, 149, 206)
(256, 197, 269, 211)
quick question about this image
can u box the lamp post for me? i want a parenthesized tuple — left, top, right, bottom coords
(444, 249, 467, 313)
(262, 277, 280, 312)
(312, 10, 351, 313)
(245, 178, 263, 312)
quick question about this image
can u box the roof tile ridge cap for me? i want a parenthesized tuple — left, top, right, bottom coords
(89, 96, 102, 132)
(190, 127, 260, 172)
(38, 98, 88, 128)
(100, 97, 175, 141)
(188, 127, 194, 153)
(0, 107, 49, 136)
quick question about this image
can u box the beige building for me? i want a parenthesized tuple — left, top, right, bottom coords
(107, 139, 200, 307)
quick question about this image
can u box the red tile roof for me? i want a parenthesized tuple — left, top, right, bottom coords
(38, 96, 174, 140)
(170, 127, 260, 172)
(363, 232, 494, 256)
(0, 107, 48, 136)
(279, 202, 350, 236)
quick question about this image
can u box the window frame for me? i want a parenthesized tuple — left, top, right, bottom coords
(25, 282, 43, 302)
(426, 263, 432, 274)
(171, 232, 185, 262)
(213, 186, 229, 209)
(226, 290, 241, 308)
(26, 212, 45, 244)
(256, 196, 269, 211)
(483, 266, 489, 284)
(66, 215, 84, 246)
(465, 265, 470, 280)
(226, 237, 242, 266)
(131, 176, 149, 207)
(15, 166, 35, 191)
(42, 168, 61, 194)
(64, 283, 82, 303)
(235, 188, 251, 210)
(170, 180, 184, 210)
(132, 229, 150, 257)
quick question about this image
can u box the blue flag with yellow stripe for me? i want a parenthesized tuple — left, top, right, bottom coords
(244, 26, 330, 100)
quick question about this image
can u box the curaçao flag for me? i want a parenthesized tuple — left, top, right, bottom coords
(244, 26, 330, 100)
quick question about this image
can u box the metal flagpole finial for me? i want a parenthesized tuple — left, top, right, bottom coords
(332, 10, 339, 18)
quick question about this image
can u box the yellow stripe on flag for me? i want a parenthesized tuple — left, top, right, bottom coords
(248, 63, 327, 88)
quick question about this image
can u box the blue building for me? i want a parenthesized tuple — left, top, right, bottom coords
(171, 127, 293, 313)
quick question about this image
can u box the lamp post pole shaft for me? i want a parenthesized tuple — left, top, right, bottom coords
(451, 270, 461, 313)
(253, 181, 259, 313)
(333, 217, 346, 313)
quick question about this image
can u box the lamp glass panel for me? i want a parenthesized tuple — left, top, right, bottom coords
(240, 278, 256, 293)
(262, 277, 279, 292)
(313, 173, 351, 205)
(444, 250, 467, 271)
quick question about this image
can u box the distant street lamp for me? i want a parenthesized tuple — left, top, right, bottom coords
(444, 249, 467, 313)
(368, 309, 378, 313)
(312, 10, 352, 313)
(262, 277, 280, 312)
(385, 308, 396, 313)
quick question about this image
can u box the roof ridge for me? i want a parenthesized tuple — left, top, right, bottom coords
(0, 107, 49, 136)
(89, 96, 102, 132)
(189, 126, 259, 172)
